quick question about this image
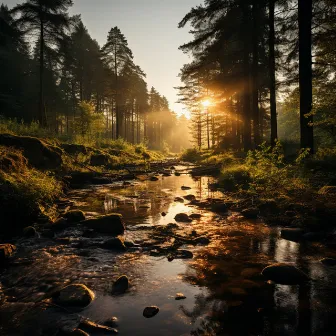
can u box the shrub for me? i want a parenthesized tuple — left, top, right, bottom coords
(180, 148, 202, 163)
(218, 165, 251, 191)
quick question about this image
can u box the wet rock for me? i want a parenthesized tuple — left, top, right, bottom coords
(104, 317, 119, 328)
(22, 226, 37, 237)
(194, 237, 210, 245)
(150, 176, 159, 181)
(124, 240, 139, 248)
(143, 306, 159, 318)
(175, 249, 193, 259)
(51, 217, 69, 231)
(320, 258, 336, 266)
(241, 208, 259, 219)
(174, 213, 192, 223)
(0, 244, 16, 265)
(102, 237, 126, 251)
(318, 186, 336, 196)
(175, 172, 181, 176)
(41, 229, 55, 239)
(175, 293, 186, 300)
(181, 186, 191, 190)
(64, 210, 86, 223)
(257, 199, 278, 213)
(161, 212, 167, 216)
(184, 194, 196, 201)
(78, 319, 118, 334)
(261, 263, 309, 285)
(189, 213, 202, 219)
(112, 275, 129, 294)
(82, 229, 96, 238)
(280, 228, 304, 242)
(211, 203, 228, 213)
(82, 214, 125, 235)
(303, 232, 325, 242)
(53, 284, 95, 307)
(174, 197, 184, 203)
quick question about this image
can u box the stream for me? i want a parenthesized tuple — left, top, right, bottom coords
(0, 167, 335, 335)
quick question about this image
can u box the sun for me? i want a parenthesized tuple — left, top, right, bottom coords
(202, 99, 211, 107)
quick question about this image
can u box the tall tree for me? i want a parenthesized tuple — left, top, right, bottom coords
(12, 0, 72, 126)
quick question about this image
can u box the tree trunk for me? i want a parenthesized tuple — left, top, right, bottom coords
(269, 0, 278, 146)
(298, 0, 314, 152)
(252, 1, 260, 147)
(39, 13, 46, 127)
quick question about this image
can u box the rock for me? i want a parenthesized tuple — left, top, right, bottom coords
(51, 218, 69, 231)
(0, 133, 63, 170)
(22, 226, 37, 237)
(189, 213, 202, 219)
(61, 143, 88, 155)
(0, 244, 16, 265)
(285, 211, 297, 218)
(112, 275, 129, 294)
(175, 293, 186, 300)
(303, 232, 325, 242)
(82, 214, 125, 235)
(181, 186, 191, 190)
(150, 176, 159, 181)
(318, 186, 336, 196)
(78, 319, 118, 334)
(82, 229, 96, 238)
(261, 263, 309, 285)
(161, 212, 167, 217)
(102, 238, 126, 251)
(104, 317, 119, 328)
(41, 229, 55, 239)
(257, 199, 278, 213)
(175, 172, 181, 176)
(64, 210, 86, 223)
(241, 208, 259, 219)
(90, 153, 111, 166)
(143, 306, 159, 318)
(53, 284, 95, 307)
(124, 240, 139, 248)
(174, 197, 184, 203)
(280, 228, 304, 242)
(174, 213, 192, 223)
(211, 203, 228, 213)
(194, 237, 210, 245)
(184, 194, 196, 201)
(320, 258, 336, 266)
(175, 249, 193, 259)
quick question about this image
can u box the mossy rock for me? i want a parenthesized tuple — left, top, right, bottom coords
(102, 237, 126, 251)
(22, 226, 37, 238)
(53, 284, 95, 307)
(82, 214, 125, 235)
(64, 210, 86, 223)
(262, 263, 309, 285)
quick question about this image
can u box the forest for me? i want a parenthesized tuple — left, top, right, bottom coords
(0, 1, 336, 336)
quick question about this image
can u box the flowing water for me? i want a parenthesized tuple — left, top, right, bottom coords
(0, 168, 335, 335)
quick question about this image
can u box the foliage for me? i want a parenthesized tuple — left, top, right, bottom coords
(180, 147, 202, 163)
(218, 165, 251, 192)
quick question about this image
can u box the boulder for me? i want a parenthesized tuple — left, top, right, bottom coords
(112, 275, 129, 294)
(174, 213, 192, 223)
(211, 203, 228, 213)
(102, 238, 126, 251)
(104, 317, 119, 328)
(51, 218, 70, 231)
(174, 197, 184, 203)
(320, 258, 336, 266)
(143, 306, 159, 318)
(194, 237, 210, 245)
(0, 244, 16, 265)
(82, 214, 125, 235)
(53, 284, 95, 307)
(257, 199, 278, 213)
(280, 228, 304, 242)
(183, 194, 196, 201)
(261, 263, 309, 285)
(175, 249, 193, 259)
(0, 133, 63, 170)
(90, 153, 110, 166)
(22, 226, 37, 238)
(175, 172, 181, 176)
(189, 213, 202, 219)
(61, 144, 88, 155)
(64, 210, 86, 223)
(241, 208, 259, 219)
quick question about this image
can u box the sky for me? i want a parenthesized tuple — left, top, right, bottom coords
(3, 0, 203, 116)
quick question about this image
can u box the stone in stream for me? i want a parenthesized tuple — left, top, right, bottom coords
(184, 194, 196, 201)
(112, 275, 129, 294)
(22, 226, 37, 238)
(150, 176, 159, 181)
(174, 197, 184, 203)
(211, 203, 228, 214)
(51, 217, 70, 231)
(53, 284, 95, 307)
(102, 237, 127, 251)
(320, 258, 336, 267)
(143, 306, 160, 318)
(104, 317, 119, 328)
(261, 263, 309, 285)
(175, 293, 186, 300)
(194, 237, 210, 245)
(82, 214, 125, 235)
(303, 232, 326, 242)
(175, 172, 181, 176)
(64, 210, 86, 223)
(174, 213, 192, 223)
(161, 212, 167, 216)
(189, 213, 202, 219)
(0, 244, 16, 265)
(181, 186, 191, 190)
(78, 319, 118, 334)
(280, 228, 304, 242)
(241, 208, 259, 219)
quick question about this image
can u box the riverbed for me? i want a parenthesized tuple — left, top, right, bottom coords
(0, 168, 335, 335)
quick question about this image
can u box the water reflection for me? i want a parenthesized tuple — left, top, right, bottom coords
(0, 171, 335, 335)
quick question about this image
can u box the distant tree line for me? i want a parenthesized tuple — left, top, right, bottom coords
(0, 0, 190, 151)
(178, 0, 336, 152)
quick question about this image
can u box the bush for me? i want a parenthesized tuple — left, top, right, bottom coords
(218, 165, 251, 191)
(180, 148, 202, 163)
